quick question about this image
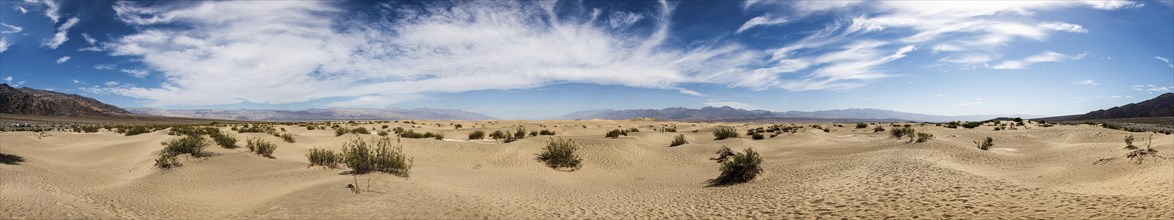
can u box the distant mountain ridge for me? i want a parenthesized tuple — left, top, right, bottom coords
(0, 83, 131, 116)
(129, 108, 497, 121)
(1076, 93, 1174, 120)
(558, 106, 1042, 122)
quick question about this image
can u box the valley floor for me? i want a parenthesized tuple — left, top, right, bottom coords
(2, 120, 1172, 219)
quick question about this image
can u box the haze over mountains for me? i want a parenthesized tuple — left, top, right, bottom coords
(5, 84, 1172, 122)
(128, 108, 496, 121)
(557, 106, 1044, 122)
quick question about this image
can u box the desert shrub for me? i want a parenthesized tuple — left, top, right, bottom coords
(341, 137, 413, 176)
(306, 148, 343, 168)
(1126, 134, 1159, 164)
(975, 137, 994, 150)
(489, 130, 507, 140)
(855, 123, 867, 129)
(670, 134, 688, 147)
(751, 133, 765, 140)
(710, 146, 735, 163)
(663, 127, 677, 132)
(961, 121, 981, 129)
(246, 137, 278, 158)
(351, 127, 370, 135)
(874, 126, 885, 132)
(605, 129, 627, 138)
(279, 133, 296, 143)
(163, 135, 208, 157)
(503, 133, 518, 143)
(209, 132, 238, 149)
(514, 126, 527, 139)
(382, 125, 389, 129)
(915, 132, 934, 143)
(537, 138, 581, 171)
(428, 132, 444, 140)
(822, 128, 830, 133)
(538, 129, 556, 135)
(529, 131, 538, 137)
(468, 130, 486, 140)
(155, 154, 181, 169)
(629, 128, 640, 132)
(125, 126, 151, 136)
(711, 148, 763, 186)
(334, 127, 348, 137)
(890, 127, 915, 139)
(377, 131, 389, 136)
(1124, 135, 1136, 149)
(713, 127, 739, 140)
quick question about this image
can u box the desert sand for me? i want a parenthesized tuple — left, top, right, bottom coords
(2, 120, 1172, 219)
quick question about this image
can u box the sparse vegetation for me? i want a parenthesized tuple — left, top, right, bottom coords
(468, 130, 486, 140)
(1126, 134, 1159, 164)
(538, 129, 556, 136)
(334, 127, 348, 137)
(490, 130, 507, 140)
(710, 148, 763, 186)
(350, 127, 370, 135)
(125, 126, 151, 136)
(710, 146, 735, 163)
(915, 132, 934, 143)
(162, 135, 208, 157)
(246, 137, 278, 158)
(306, 148, 343, 169)
(855, 123, 867, 129)
(1124, 135, 1136, 150)
(670, 134, 687, 147)
(751, 133, 764, 140)
(890, 127, 915, 140)
(209, 132, 238, 149)
(340, 137, 413, 177)
(874, 126, 885, 133)
(975, 137, 994, 150)
(713, 127, 739, 140)
(537, 138, 581, 171)
(279, 133, 296, 143)
(605, 129, 628, 138)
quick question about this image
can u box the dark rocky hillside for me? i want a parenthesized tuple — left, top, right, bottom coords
(1076, 93, 1174, 120)
(0, 84, 130, 116)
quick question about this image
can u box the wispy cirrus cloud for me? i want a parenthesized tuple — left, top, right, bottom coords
(55, 56, 70, 64)
(989, 51, 1088, 70)
(1069, 80, 1099, 86)
(1156, 56, 1174, 68)
(736, 14, 788, 33)
(100, 0, 758, 107)
(1133, 84, 1172, 93)
(43, 17, 79, 49)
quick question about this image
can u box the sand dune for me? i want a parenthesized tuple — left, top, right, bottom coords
(2, 121, 1172, 219)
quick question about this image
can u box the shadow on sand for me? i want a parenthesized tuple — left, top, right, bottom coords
(0, 153, 25, 165)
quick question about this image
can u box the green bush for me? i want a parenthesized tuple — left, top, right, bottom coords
(538, 129, 556, 135)
(341, 137, 413, 177)
(209, 132, 238, 149)
(713, 127, 739, 140)
(710, 148, 763, 186)
(306, 147, 343, 169)
(246, 137, 278, 158)
(489, 130, 507, 140)
(537, 138, 582, 171)
(710, 146, 735, 163)
(468, 130, 486, 140)
(890, 127, 915, 139)
(334, 127, 348, 137)
(855, 123, 867, 129)
(279, 133, 296, 143)
(915, 132, 934, 143)
(513, 126, 527, 139)
(155, 154, 181, 169)
(1124, 135, 1136, 149)
(873, 126, 885, 133)
(975, 137, 993, 150)
(350, 127, 370, 135)
(670, 134, 688, 147)
(125, 126, 151, 136)
(377, 131, 389, 136)
(605, 129, 627, 138)
(751, 133, 764, 140)
(162, 135, 208, 157)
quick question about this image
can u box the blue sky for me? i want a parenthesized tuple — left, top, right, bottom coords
(1, 0, 1172, 119)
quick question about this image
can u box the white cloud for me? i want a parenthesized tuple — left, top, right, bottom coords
(39, 0, 61, 23)
(94, 64, 116, 70)
(677, 88, 703, 96)
(1081, 0, 1144, 9)
(14, 6, 28, 14)
(43, 17, 79, 49)
(1070, 80, 1099, 86)
(0, 38, 9, 53)
(72, 79, 80, 84)
(1039, 22, 1088, 33)
(55, 56, 70, 64)
(105, 81, 119, 86)
(736, 14, 788, 33)
(607, 11, 644, 29)
(0, 23, 22, 34)
(958, 98, 985, 106)
(989, 51, 1087, 70)
(101, 1, 762, 107)
(1155, 56, 1174, 68)
(1133, 84, 1172, 93)
(704, 99, 759, 110)
(120, 69, 149, 78)
(82, 33, 97, 45)
(940, 54, 993, 64)
(3, 76, 11, 83)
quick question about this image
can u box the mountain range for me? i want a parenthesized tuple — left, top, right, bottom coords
(0, 83, 130, 116)
(127, 108, 496, 121)
(557, 106, 1044, 122)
